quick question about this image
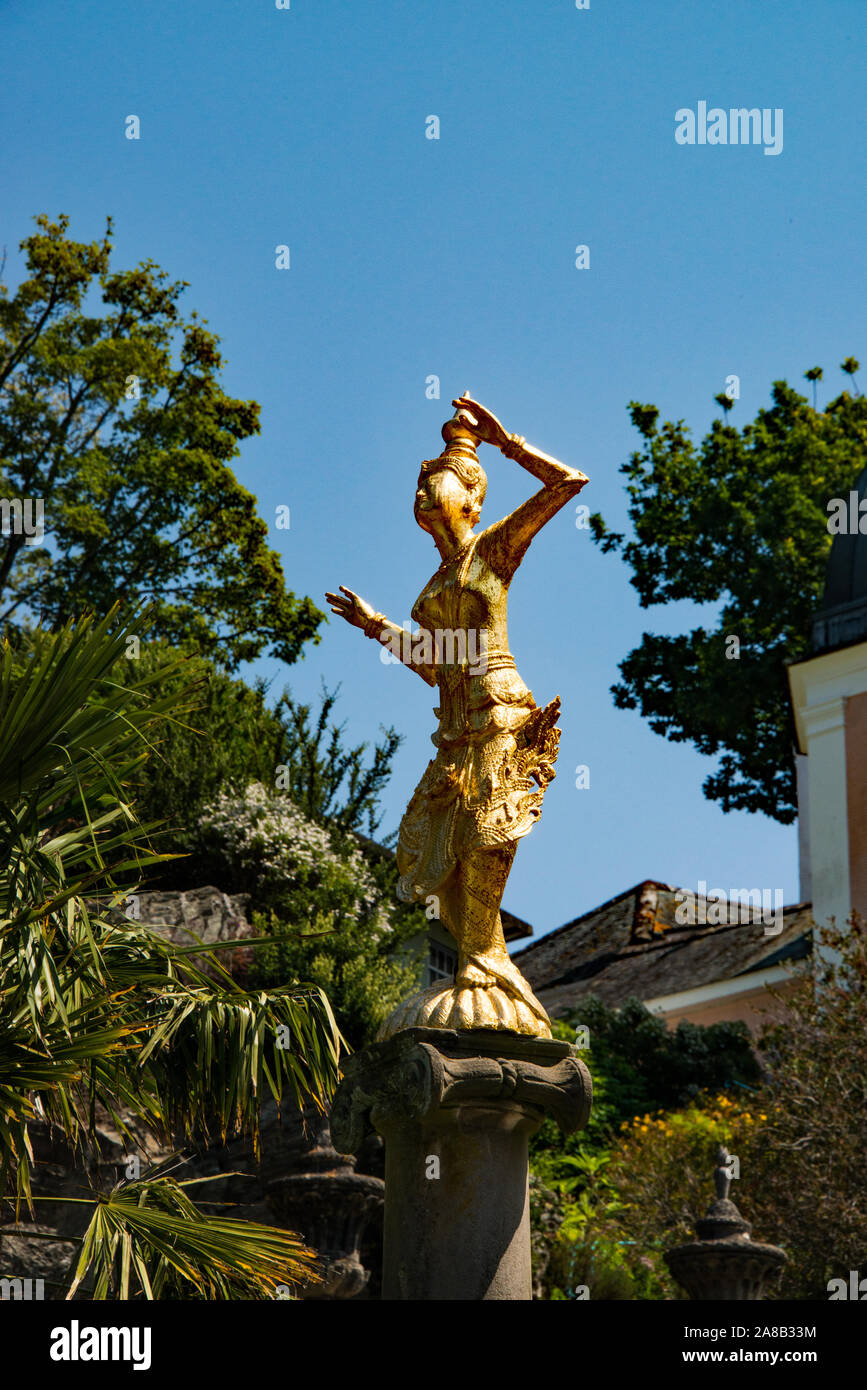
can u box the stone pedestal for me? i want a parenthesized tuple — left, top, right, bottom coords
(330, 1027, 592, 1301)
(264, 1102, 384, 1300)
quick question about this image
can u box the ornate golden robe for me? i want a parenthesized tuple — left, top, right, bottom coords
(396, 483, 570, 905)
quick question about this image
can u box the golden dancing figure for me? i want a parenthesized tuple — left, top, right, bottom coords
(326, 394, 588, 1038)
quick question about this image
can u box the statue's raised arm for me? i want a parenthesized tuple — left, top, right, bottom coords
(450, 393, 589, 585)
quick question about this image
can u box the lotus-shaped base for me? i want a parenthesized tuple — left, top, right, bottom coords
(378, 978, 552, 1040)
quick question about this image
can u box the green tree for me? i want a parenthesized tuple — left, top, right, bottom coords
(598, 1090, 756, 1301)
(530, 1001, 759, 1181)
(541, 918, 867, 1300)
(115, 649, 415, 1044)
(272, 683, 403, 840)
(566, 996, 761, 1116)
(590, 366, 867, 820)
(0, 610, 343, 1298)
(123, 640, 286, 882)
(746, 915, 867, 1298)
(124, 656, 404, 892)
(0, 214, 322, 667)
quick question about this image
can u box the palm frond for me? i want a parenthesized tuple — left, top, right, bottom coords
(66, 1174, 323, 1300)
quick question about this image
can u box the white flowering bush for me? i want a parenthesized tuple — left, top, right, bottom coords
(199, 781, 383, 920)
(198, 782, 421, 1044)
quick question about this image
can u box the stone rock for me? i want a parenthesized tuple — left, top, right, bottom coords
(135, 886, 256, 983)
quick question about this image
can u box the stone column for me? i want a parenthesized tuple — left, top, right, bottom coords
(330, 1026, 592, 1301)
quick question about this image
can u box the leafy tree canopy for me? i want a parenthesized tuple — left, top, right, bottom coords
(272, 683, 402, 841)
(118, 649, 418, 1046)
(568, 995, 761, 1116)
(0, 214, 322, 667)
(747, 916, 867, 1296)
(580, 917, 867, 1300)
(123, 639, 286, 875)
(591, 365, 867, 820)
(197, 781, 424, 1048)
(528, 1000, 760, 1301)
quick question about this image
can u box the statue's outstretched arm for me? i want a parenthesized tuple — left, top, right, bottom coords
(325, 586, 438, 685)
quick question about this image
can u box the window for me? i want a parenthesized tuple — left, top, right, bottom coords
(426, 942, 458, 986)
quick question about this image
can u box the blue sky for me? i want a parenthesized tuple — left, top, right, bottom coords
(3, 0, 865, 938)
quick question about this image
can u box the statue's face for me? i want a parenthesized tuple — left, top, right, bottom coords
(414, 466, 473, 533)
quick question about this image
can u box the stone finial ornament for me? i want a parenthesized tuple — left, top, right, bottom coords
(665, 1144, 786, 1300)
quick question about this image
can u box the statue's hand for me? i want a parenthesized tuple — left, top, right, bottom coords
(451, 393, 509, 450)
(325, 585, 375, 630)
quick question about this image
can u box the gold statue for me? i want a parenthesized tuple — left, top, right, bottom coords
(326, 394, 588, 1038)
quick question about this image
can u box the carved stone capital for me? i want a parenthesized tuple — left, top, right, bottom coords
(665, 1238, 787, 1301)
(331, 1027, 591, 1154)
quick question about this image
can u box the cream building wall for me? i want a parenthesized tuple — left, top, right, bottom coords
(789, 639, 867, 952)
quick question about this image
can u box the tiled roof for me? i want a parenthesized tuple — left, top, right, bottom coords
(513, 880, 812, 1016)
(501, 907, 534, 943)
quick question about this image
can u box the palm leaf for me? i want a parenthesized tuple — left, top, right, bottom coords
(66, 1174, 323, 1300)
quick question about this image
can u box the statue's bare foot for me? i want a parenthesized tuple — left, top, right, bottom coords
(456, 959, 499, 989)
